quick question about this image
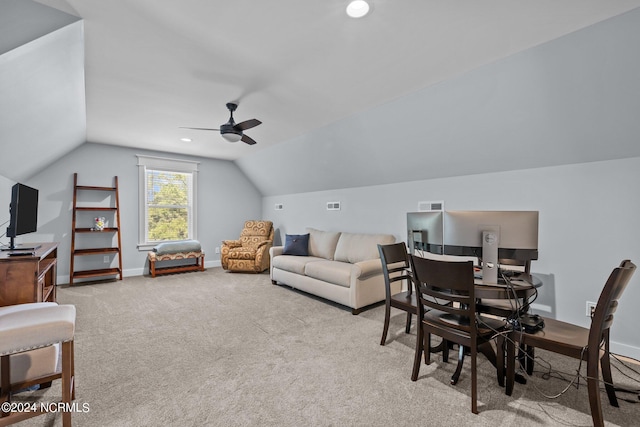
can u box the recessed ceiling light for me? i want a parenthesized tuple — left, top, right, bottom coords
(180, 137, 192, 142)
(346, 1, 370, 18)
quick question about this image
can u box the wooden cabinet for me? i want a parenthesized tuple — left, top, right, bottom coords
(0, 242, 58, 306)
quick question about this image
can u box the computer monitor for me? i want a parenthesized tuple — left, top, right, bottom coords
(443, 210, 538, 283)
(407, 211, 444, 255)
(3, 183, 40, 251)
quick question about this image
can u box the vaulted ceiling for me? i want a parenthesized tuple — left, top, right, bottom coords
(3, 0, 640, 184)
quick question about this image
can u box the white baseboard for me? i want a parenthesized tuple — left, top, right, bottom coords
(611, 341, 640, 362)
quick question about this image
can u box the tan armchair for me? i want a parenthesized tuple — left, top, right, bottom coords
(221, 220, 274, 273)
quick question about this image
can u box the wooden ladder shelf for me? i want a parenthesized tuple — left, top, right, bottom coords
(70, 173, 123, 284)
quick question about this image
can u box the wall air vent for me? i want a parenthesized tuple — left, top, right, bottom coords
(326, 201, 341, 211)
(274, 203, 284, 211)
(418, 200, 444, 212)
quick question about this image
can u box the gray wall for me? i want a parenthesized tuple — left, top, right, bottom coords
(262, 156, 640, 359)
(0, 175, 13, 237)
(18, 142, 262, 283)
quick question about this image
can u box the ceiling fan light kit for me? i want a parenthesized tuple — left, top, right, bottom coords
(221, 132, 242, 143)
(346, 1, 370, 18)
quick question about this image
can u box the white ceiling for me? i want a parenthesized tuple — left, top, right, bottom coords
(34, 0, 640, 161)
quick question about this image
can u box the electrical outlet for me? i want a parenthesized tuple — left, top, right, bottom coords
(586, 301, 596, 317)
(215, 247, 220, 254)
(103, 255, 109, 263)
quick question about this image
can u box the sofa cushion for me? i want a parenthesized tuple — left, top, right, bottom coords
(304, 260, 354, 288)
(272, 255, 324, 275)
(283, 233, 309, 256)
(334, 232, 395, 264)
(306, 228, 341, 260)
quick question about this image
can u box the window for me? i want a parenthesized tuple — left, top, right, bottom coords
(137, 155, 199, 249)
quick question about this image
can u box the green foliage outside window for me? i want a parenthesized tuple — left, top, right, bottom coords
(146, 171, 191, 241)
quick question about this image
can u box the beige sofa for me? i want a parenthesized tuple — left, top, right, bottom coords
(270, 228, 397, 314)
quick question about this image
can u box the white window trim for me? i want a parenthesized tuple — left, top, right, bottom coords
(137, 155, 199, 250)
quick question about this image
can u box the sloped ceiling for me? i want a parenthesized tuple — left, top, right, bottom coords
(0, 0, 85, 182)
(3, 1, 640, 189)
(237, 7, 640, 196)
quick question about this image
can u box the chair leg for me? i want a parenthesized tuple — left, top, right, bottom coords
(587, 356, 605, 427)
(405, 312, 412, 334)
(505, 337, 516, 396)
(70, 340, 76, 401)
(525, 345, 534, 375)
(411, 324, 423, 381)
(496, 335, 505, 387)
(601, 334, 619, 407)
(61, 340, 74, 427)
(425, 332, 432, 365)
(451, 345, 465, 385)
(1, 355, 9, 418)
(380, 304, 391, 346)
(471, 345, 478, 414)
(442, 340, 449, 363)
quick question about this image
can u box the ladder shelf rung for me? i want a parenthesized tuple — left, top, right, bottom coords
(72, 268, 121, 279)
(74, 247, 120, 256)
(76, 185, 117, 191)
(75, 227, 119, 233)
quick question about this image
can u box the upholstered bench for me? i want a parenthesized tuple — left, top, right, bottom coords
(147, 240, 205, 277)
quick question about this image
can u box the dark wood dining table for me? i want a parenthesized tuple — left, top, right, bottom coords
(430, 273, 541, 385)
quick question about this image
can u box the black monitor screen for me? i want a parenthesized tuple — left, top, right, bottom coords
(443, 210, 538, 261)
(7, 183, 39, 238)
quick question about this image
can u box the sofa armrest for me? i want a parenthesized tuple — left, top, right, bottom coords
(353, 258, 384, 280)
(270, 246, 284, 258)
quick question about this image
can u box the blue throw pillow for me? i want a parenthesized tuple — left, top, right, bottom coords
(283, 233, 310, 256)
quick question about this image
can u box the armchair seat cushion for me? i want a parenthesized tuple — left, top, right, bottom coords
(226, 247, 257, 260)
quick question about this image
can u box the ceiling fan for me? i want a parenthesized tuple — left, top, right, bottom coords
(181, 102, 261, 145)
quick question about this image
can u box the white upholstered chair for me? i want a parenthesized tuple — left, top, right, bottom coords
(0, 302, 76, 426)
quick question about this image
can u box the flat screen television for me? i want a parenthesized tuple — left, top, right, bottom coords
(407, 211, 444, 255)
(442, 210, 539, 262)
(3, 183, 40, 251)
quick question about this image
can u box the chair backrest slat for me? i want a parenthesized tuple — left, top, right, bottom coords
(378, 243, 412, 301)
(589, 260, 636, 352)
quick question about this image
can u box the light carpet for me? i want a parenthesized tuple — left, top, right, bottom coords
(13, 267, 640, 426)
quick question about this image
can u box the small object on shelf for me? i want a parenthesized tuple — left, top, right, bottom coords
(93, 217, 106, 231)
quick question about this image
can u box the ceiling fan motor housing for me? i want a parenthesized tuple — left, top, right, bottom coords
(220, 121, 242, 142)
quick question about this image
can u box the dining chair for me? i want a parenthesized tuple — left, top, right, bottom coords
(0, 302, 76, 427)
(377, 243, 416, 345)
(505, 260, 636, 427)
(409, 255, 507, 414)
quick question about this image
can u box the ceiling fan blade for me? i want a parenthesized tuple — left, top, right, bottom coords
(241, 134, 257, 145)
(179, 127, 220, 131)
(234, 119, 261, 131)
